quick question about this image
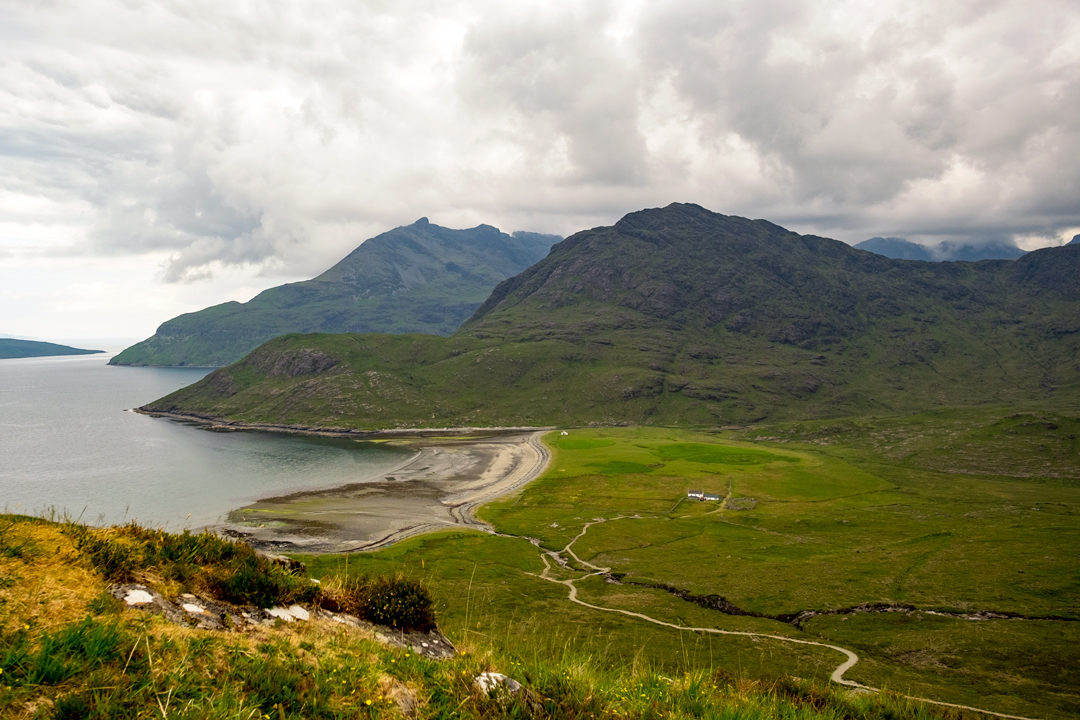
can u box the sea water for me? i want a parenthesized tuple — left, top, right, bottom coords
(0, 353, 411, 529)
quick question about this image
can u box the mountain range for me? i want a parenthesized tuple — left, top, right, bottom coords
(145, 203, 1080, 428)
(110, 220, 559, 367)
(854, 236, 1026, 261)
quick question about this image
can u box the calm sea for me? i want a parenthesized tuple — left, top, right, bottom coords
(0, 353, 411, 529)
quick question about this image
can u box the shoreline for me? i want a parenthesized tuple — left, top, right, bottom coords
(211, 429, 553, 554)
(135, 407, 550, 441)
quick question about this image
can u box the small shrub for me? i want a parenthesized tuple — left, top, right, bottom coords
(319, 574, 436, 632)
(209, 560, 319, 609)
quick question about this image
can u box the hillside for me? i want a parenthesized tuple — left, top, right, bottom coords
(0, 338, 103, 359)
(143, 203, 1080, 428)
(110, 220, 558, 367)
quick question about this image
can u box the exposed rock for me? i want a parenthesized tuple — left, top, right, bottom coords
(249, 347, 338, 377)
(111, 584, 243, 630)
(266, 604, 310, 622)
(260, 552, 308, 574)
(474, 671, 522, 695)
(109, 583, 458, 659)
(123, 588, 155, 606)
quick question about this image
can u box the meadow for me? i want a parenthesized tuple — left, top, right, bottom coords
(3, 408, 1075, 718)
(305, 411, 1080, 719)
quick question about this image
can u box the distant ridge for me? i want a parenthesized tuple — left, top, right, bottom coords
(111, 220, 559, 367)
(0, 338, 104, 359)
(855, 236, 1025, 261)
(145, 203, 1080, 428)
(854, 237, 933, 260)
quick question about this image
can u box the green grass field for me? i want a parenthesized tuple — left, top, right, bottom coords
(305, 413, 1080, 719)
(2, 515, 959, 720)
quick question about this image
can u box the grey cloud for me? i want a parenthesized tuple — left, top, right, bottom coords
(459, 3, 649, 186)
(631, 0, 1080, 242)
(1, 0, 1077, 290)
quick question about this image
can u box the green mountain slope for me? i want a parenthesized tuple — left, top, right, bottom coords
(110, 219, 559, 367)
(0, 338, 104, 359)
(144, 203, 1080, 428)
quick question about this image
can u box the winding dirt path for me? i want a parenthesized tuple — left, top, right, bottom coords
(529, 516, 1041, 720)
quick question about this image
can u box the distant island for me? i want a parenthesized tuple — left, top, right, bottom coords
(0, 338, 105, 359)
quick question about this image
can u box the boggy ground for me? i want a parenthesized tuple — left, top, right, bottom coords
(218, 430, 550, 552)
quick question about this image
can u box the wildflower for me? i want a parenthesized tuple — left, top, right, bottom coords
(365, 699, 372, 706)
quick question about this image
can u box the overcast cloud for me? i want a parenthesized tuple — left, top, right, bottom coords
(2, 0, 1078, 340)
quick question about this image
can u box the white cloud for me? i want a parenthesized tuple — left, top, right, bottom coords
(0, 0, 1078, 337)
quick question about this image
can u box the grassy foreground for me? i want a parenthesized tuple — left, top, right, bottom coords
(303, 410, 1079, 719)
(1, 515, 950, 719)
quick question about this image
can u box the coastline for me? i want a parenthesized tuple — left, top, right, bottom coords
(212, 429, 553, 553)
(135, 407, 548, 440)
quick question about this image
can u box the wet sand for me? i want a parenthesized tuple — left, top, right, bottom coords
(216, 430, 551, 553)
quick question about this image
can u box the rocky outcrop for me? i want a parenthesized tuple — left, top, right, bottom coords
(111, 583, 456, 659)
(248, 347, 338, 377)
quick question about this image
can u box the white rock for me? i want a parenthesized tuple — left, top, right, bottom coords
(123, 589, 155, 606)
(266, 605, 310, 622)
(182, 603, 206, 615)
(266, 607, 296, 622)
(475, 672, 522, 695)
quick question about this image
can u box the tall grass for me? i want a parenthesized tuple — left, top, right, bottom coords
(63, 521, 319, 607)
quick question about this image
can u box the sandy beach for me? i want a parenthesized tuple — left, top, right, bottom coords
(216, 430, 551, 553)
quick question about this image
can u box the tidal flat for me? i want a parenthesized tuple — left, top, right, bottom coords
(219, 430, 550, 552)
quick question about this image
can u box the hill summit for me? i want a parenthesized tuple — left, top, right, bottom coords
(145, 203, 1080, 427)
(111, 220, 559, 367)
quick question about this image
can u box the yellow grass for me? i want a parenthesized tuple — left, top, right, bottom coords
(0, 518, 101, 633)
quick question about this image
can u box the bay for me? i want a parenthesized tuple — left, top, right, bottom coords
(0, 353, 412, 529)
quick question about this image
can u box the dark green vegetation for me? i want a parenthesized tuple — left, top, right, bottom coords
(320, 574, 436, 632)
(0, 338, 103, 359)
(147, 203, 1080, 429)
(306, 415, 1079, 719)
(2, 514, 951, 719)
(111, 219, 558, 367)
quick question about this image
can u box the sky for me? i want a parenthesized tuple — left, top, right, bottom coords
(2, 0, 1078, 344)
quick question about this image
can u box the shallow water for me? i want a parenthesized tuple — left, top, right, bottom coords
(0, 353, 411, 529)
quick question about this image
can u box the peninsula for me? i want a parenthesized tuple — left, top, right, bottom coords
(0, 338, 104, 359)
